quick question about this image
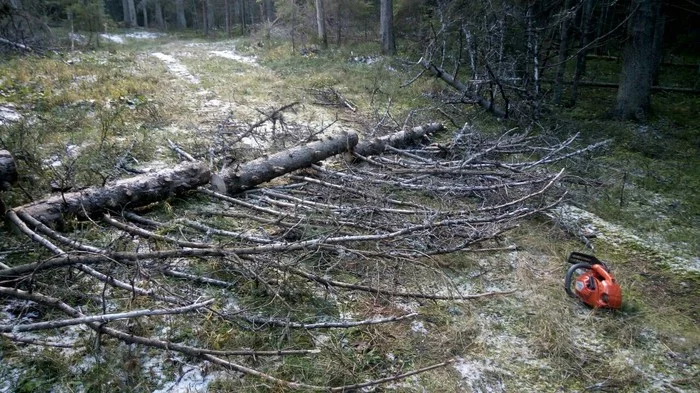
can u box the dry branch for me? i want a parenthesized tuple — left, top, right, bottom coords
(0, 299, 214, 333)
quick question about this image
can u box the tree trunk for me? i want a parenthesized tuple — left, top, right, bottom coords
(612, 0, 664, 121)
(315, 0, 328, 49)
(128, 0, 137, 27)
(264, 0, 274, 22)
(0, 150, 18, 191)
(352, 123, 444, 158)
(12, 163, 210, 227)
(380, 0, 395, 55)
(207, 0, 215, 33)
(142, 0, 148, 29)
(570, 0, 594, 106)
(553, 0, 573, 105)
(213, 132, 358, 195)
(225, 0, 231, 37)
(155, 0, 164, 29)
(203, 0, 209, 35)
(176, 0, 187, 28)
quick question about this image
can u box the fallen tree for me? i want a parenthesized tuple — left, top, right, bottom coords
(14, 161, 210, 227)
(213, 131, 358, 195)
(1, 123, 609, 391)
(352, 122, 444, 157)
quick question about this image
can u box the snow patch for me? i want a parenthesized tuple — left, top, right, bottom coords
(151, 363, 224, 393)
(410, 320, 428, 335)
(0, 104, 21, 126)
(551, 204, 699, 274)
(151, 52, 200, 84)
(210, 50, 258, 66)
(453, 357, 508, 393)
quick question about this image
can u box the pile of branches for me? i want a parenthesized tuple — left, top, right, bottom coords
(0, 124, 604, 390)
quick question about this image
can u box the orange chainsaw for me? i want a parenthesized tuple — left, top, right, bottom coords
(565, 252, 622, 309)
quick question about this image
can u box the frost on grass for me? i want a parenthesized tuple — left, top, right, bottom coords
(210, 50, 258, 66)
(551, 204, 699, 274)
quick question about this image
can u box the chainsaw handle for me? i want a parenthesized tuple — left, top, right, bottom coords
(565, 262, 592, 298)
(591, 264, 616, 283)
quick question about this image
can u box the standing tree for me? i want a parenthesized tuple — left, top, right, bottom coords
(380, 0, 395, 54)
(612, 0, 665, 121)
(123, 0, 137, 27)
(315, 0, 327, 48)
(175, 0, 187, 28)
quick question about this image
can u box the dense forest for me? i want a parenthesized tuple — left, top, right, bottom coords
(0, 0, 698, 392)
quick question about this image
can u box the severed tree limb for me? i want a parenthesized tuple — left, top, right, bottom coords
(1, 333, 77, 348)
(102, 214, 213, 248)
(420, 59, 507, 118)
(0, 299, 214, 333)
(214, 131, 359, 195)
(11, 161, 210, 227)
(240, 312, 419, 329)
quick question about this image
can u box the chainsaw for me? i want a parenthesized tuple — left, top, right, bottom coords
(565, 252, 622, 309)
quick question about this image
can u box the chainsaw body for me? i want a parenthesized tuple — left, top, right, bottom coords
(565, 252, 622, 309)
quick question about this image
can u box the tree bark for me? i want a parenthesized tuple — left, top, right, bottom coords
(12, 162, 210, 227)
(155, 0, 164, 29)
(613, 0, 664, 121)
(0, 150, 17, 191)
(175, 0, 187, 28)
(380, 0, 396, 55)
(213, 132, 358, 195)
(315, 0, 328, 49)
(352, 123, 444, 158)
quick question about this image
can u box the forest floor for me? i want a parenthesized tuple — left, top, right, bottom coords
(0, 31, 698, 392)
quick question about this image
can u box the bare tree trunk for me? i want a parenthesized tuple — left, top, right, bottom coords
(553, 0, 573, 105)
(214, 132, 358, 195)
(380, 0, 395, 55)
(264, 0, 274, 22)
(12, 163, 210, 227)
(353, 124, 444, 158)
(613, 0, 664, 121)
(128, 0, 137, 27)
(315, 0, 327, 49)
(240, 0, 247, 33)
(0, 150, 17, 191)
(570, 0, 594, 106)
(207, 0, 215, 33)
(142, 0, 148, 29)
(175, 0, 187, 28)
(123, 0, 136, 27)
(225, 0, 231, 37)
(155, 0, 164, 29)
(202, 0, 209, 35)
